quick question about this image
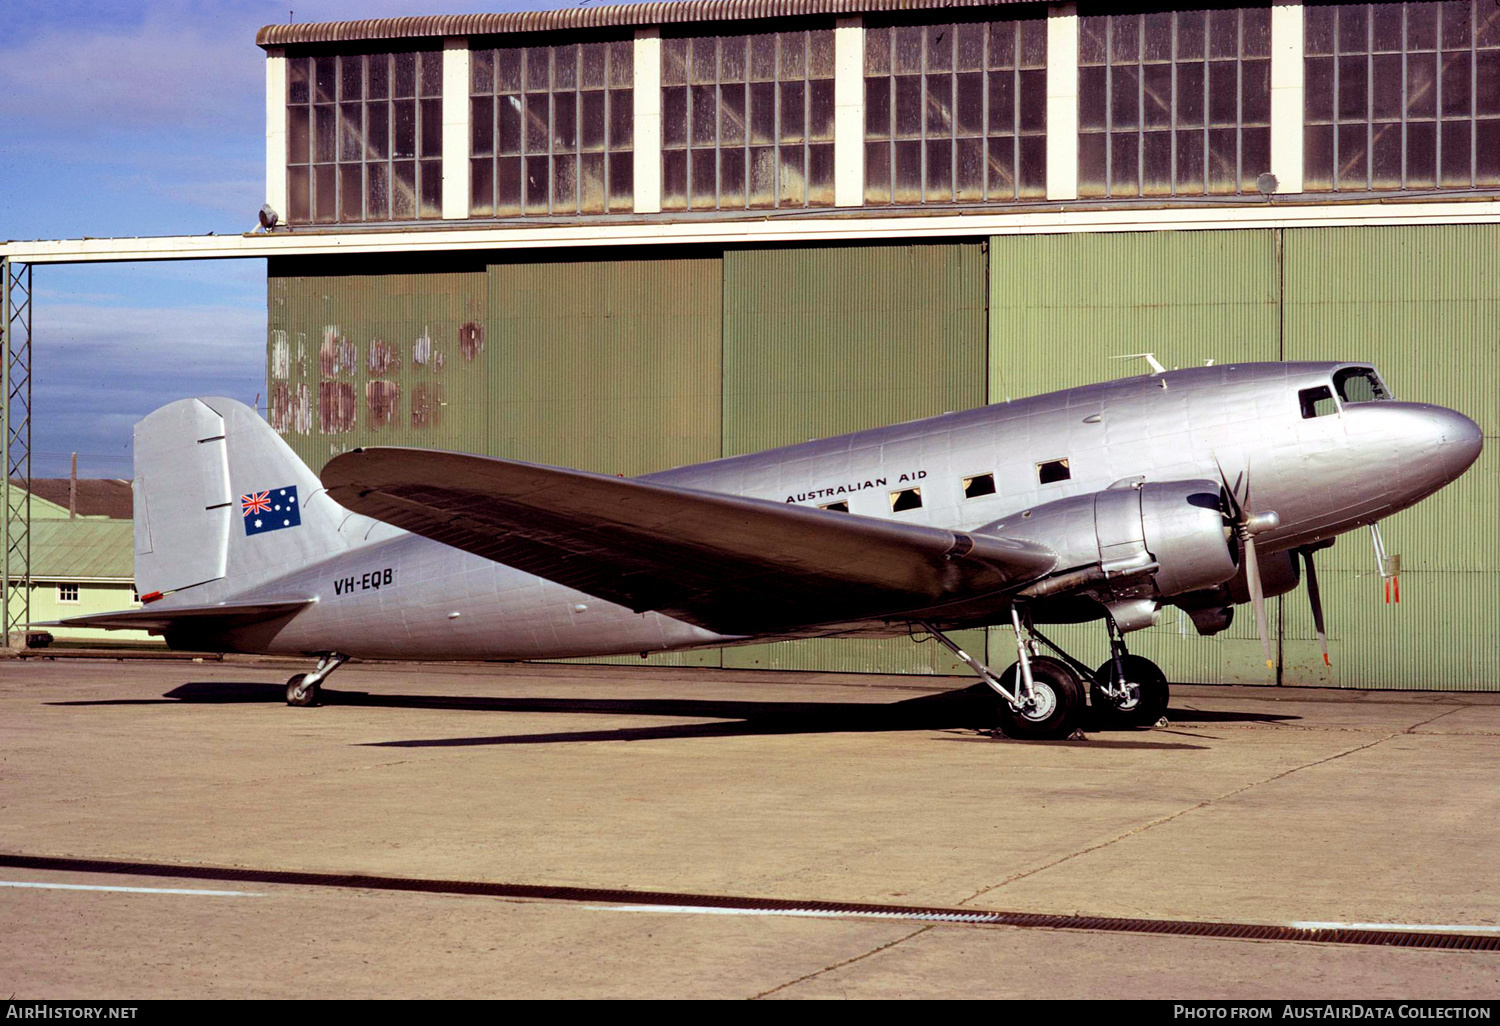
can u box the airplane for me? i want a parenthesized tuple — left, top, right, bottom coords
(59, 361, 1482, 740)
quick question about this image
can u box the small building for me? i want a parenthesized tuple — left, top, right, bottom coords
(9, 481, 154, 646)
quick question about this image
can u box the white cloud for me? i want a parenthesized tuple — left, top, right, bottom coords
(0, 13, 262, 132)
(36, 300, 266, 355)
(30, 299, 267, 470)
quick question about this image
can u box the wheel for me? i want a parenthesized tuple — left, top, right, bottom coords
(1090, 655, 1169, 728)
(987, 656, 1084, 741)
(285, 673, 319, 707)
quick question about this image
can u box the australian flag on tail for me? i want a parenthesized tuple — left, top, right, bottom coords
(241, 486, 301, 536)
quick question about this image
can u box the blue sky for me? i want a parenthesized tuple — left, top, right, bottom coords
(0, 0, 576, 478)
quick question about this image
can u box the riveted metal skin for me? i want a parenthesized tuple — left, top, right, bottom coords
(59, 362, 1482, 668)
(982, 479, 1240, 616)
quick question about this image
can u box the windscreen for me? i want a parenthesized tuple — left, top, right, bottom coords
(1333, 366, 1390, 404)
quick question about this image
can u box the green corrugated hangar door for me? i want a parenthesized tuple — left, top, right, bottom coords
(1281, 225, 1499, 691)
(720, 242, 991, 674)
(986, 230, 1284, 686)
(483, 252, 727, 668)
(486, 252, 725, 477)
(267, 260, 491, 474)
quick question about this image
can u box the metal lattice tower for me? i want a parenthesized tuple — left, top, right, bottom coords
(2, 258, 33, 642)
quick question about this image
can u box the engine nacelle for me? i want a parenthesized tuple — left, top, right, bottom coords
(979, 479, 1238, 606)
(1173, 548, 1302, 635)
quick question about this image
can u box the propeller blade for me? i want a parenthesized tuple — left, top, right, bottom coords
(1216, 453, 1273, 672)
(1213, 455, 1244, 520)
(1302, 549, 1330, 667)
(1244, 534, 1274, 672)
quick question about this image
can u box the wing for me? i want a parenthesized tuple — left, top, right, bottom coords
(321, 448, 1057, 636)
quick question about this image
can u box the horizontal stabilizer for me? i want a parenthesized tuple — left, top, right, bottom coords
(49, 599, 313, 634)
(322, 448, 1057, 635)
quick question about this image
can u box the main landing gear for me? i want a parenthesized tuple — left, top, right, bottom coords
(922, 610, 1084, 741)
(1086, 615, 1170, 728)
(921, 607, 1169, 739)
(285, 652, 349, 707)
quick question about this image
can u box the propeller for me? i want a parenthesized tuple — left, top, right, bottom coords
(1300, 548, 1330, 667)
(1216, 458, 1280, 672)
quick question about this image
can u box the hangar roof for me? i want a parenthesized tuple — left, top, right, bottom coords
(257, 0, 1032, 48)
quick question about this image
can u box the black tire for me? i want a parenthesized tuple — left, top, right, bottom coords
(285, 673, 319, 707)
(991, 656, 1084, 740)
(1090, 655, 1169, 728)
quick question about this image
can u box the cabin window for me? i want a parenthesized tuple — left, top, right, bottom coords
(57, 584, 79, 604)
(820, 500, 850, 513)
(890, 487, 923, 512)
(1334, 367, 1391, 404)
(1037, 458, 1070, 484)
(1300, 384, 1338, 418)
(963, 472, 996, 498)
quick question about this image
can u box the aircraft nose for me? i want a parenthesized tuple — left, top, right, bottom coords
(1427, 406, 1484, 480)
(1387, 404, 1484, 493)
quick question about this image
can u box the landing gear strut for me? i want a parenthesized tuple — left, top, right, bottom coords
(921, 609, 1084, 741)
(285, 653, 349, 707)
(1087, 615, 1169, 728)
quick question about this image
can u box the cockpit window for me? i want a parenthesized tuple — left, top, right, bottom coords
(1299, 385, 1337, 419)
(1334, 367, 1390, 404)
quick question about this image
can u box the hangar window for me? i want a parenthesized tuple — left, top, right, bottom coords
(286, 50, 443, 224)
(1037, 458, 1071, 484)
(820, 500, 850, 512)
(57, 584, 79, 604)
(660, 26, 837, 210)
(1303, 2, 1500, 192)
(963, 472, 997, 498)
(470, 38, 635, 217)
(863, 12, 1048, 205)
(890, 487, 923, 512)
(1077, 8, 1272, 198)
(1300, 385, 1338, 418)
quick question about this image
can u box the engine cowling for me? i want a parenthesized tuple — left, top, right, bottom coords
(1174, 548, 1302, 636)
(979, 479, 1238, 605)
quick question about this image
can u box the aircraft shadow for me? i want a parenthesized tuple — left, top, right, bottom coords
(46, 680, 1299, 748)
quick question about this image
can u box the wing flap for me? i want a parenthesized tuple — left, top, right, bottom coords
(322, 448, 1056, 635)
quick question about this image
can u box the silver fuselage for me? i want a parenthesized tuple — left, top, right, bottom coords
(211, 362, 1482, 660)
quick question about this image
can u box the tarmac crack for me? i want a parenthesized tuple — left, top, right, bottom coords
(750, 924, 935, 999)
(957, 731, 1401, 909)
(1404, 706, 1466, 732)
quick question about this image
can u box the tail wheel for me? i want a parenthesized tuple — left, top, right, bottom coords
(990, 657, 1084, 740)
(285, 674, 319, 707)
(1090, 655, 1169, 728)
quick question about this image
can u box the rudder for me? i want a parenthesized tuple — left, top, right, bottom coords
(133, 397, 347, 598)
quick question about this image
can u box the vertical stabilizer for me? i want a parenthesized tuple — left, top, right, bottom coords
(132, 399, 231, 595)
(133, 397, 349, 598)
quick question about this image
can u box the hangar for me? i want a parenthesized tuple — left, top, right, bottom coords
(3, 0, 1497, 688)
